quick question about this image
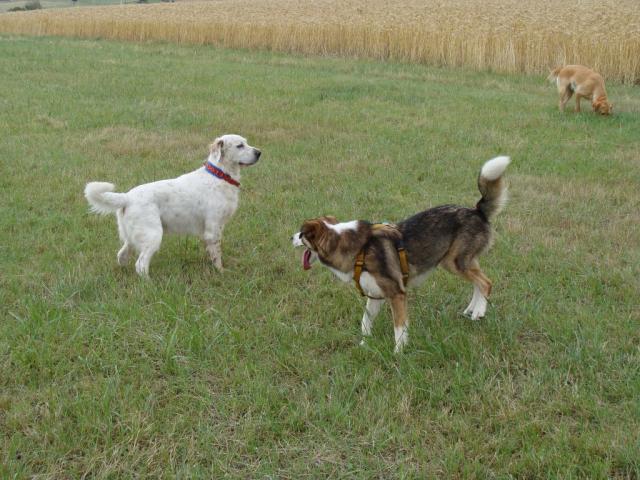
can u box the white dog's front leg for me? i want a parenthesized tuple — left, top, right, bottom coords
(360, 298, 384, 345)
(204, 224, 225, 272)
(204, 240, 224, 272)
(208, 241, 224, 271)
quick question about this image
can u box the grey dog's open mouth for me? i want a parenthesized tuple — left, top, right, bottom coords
(302, 249, 313, 270)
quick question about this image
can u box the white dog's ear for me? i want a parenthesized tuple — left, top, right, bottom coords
(209, 137, 225, 157)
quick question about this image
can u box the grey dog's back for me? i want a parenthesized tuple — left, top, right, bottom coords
(399, 205, 490, 272)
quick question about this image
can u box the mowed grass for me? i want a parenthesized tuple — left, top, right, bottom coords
(1, 36, 639, 478)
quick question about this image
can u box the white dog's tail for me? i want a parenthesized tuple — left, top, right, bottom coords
(476, 156, 510, 221)
(84, 182, 128, 215)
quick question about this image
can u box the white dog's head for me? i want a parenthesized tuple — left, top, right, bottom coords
(209, 134, 261, 169)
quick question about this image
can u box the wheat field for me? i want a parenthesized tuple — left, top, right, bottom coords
(1, 0, 640, 83)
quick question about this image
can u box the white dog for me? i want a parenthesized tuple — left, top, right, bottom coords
(84, 134, 261, 276)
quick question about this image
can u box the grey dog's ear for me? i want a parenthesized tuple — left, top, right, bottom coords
(209, 137, 225, 156)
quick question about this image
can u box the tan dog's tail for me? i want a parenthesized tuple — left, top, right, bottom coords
(546, 66, 562, 83)
(476, 156, 510, 221)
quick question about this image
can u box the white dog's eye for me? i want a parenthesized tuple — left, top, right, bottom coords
(236, 144, 244, 149)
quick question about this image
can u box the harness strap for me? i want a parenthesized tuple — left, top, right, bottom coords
(353, 250, 366, 297)
(397, 245, 410, 286)
(353, 225, 410, 298)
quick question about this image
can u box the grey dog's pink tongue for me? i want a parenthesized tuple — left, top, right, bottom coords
(303, 249, 312, 270)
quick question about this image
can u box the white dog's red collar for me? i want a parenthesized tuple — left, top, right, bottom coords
(204, 162, 240, 188)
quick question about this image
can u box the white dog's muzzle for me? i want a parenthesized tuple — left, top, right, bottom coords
(240, 149, 261, 167)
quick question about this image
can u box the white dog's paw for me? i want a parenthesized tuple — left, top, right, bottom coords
(117, 247, 130, 266)
(212, 260, 224, 272)
(135, 260, 150, 278)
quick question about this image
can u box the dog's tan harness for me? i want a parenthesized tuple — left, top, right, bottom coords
(353, 223, 410, 298)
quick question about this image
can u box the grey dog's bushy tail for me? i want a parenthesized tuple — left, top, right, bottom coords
(476, 156, 510, 220)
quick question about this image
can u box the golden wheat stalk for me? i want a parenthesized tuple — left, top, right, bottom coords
(1, 0, 638, 84)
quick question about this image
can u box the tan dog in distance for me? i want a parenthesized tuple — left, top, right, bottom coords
(548, 65, 612, 115)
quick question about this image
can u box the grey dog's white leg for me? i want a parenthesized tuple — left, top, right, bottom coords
(463, 285, 481, 317)
(360, 298, 384, 345)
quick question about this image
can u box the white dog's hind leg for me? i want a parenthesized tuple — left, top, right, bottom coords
(130, 217, 163, 278)
(360, 298, 384, 345)
(117, 243, 133, 266)
(116, 209, 133, 266)
(204, 223, 225, 272)
(135, 240, 161, 277)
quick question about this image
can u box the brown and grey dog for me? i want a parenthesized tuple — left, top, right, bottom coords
(292, 156, 510, 352)
(548, 65, 612, 115)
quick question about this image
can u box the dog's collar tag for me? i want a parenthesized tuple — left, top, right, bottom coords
(204, 161, 240, 188)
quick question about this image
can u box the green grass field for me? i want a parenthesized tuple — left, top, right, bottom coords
(1, 35, 639, 478)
